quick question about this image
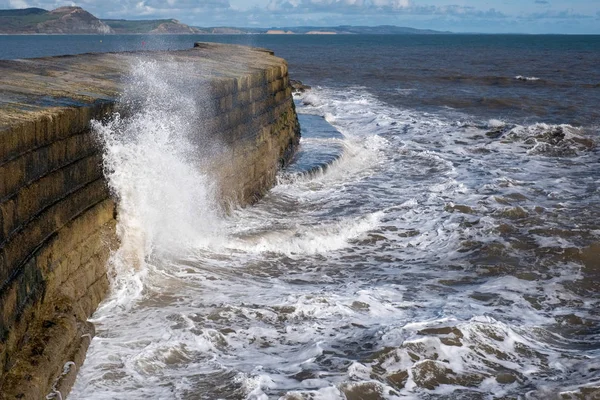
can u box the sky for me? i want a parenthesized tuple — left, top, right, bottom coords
(1, 0, 599, 33)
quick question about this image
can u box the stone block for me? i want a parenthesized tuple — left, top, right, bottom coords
(0, 179, 109, 291)
(249, 72, 267, 89)
(218, 94, 233, 113)
(250, 86, 268, 103)
(12, 155, 103, 236)
(269, 79, 284, 95)
(235, 90, 251, 106)
(236, 75, 251, 92)
(209, 78, 236, 98)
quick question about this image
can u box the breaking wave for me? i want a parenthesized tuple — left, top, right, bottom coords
(515, 75, 541, 81)
(73, 82, 600, 399)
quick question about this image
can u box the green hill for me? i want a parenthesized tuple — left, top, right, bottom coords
(102, 19, 173, 33)
(0, 6, 449, 35)
(102, 19, 205, 34)
(0, 8, 57, 32)
(0, 7, 47, 16)
(0, 7, 201, 34)
(0, 6, 113, 34)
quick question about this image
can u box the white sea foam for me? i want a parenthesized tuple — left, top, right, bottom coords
(488, 118, 506, 128)
(73, 82, 598, 399)
(395, 88, 417, 96)
(227, 212, 383, 256)
(515, 75, 541, 81)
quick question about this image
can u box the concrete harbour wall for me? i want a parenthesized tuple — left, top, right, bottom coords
(0, 43, 300, 399)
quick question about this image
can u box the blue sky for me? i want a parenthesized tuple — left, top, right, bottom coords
(2, 0, 599, 33)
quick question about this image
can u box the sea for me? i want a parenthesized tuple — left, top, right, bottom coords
(1, 34, 599, 399)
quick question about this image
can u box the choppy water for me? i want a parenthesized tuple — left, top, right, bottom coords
(2, 35, 598, 399)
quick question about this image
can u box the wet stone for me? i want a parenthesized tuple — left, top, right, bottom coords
(495, 223, 517, 234)
(506, 193, 528, 202)
(460, 218, 480, 228)
(418, 326, 464, 347)
(470, 292, 500, 302)
(398, 229, 420, 238)
(282, 394, 305, 400)
(496, 372, 517, 384)
(438, 276, 480, 286)
(341, 382, 385, 400)
(497, 206, 529, 220)
(514, 342, 548, 363)
(366, 347, 396, 362)
(291, 369, 317, 381)
(289, 80, 311, 94)
(440, 337, 463, 347)
(445, 203, 476, 214)
(515, 272, 540, 281)
(272, 305, 296, 314)
(477, 325, 506, 342)
(485, 128, 505, 139)
(556, 314, 584, 325)
(494, 196, 511, 205)
(386, 370, 409, 389)
(350, 301, 370, 311)
(571, 136, 595, 149)
(477, 344, 511, 361)
(471, 147, 493, 155)
(362, 234, 387, 244)
(559, 386, 600, 400)
(581, 243, 600, 269)
(458, 240, 483, 253)
(524, 295, 544, 310)
(411, 360, 485, 390)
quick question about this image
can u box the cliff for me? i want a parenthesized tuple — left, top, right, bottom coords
(0, 6, 113, 34)
(102, 18, 204, 34)
(0, 7, 449, 35)
(0, 7, 200, 34)
(0, 43, 299, 399)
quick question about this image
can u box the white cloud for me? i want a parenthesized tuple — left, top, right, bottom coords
(265, 0, 413, 13)
(8, 0, 30, 7)
(0, 0, 597, 33)
(372, 0, 410, 9)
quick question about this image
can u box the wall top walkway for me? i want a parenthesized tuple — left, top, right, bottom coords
(0, 42, 287, 134)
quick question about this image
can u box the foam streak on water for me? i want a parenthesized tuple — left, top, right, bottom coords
(72, 78, 599, 399)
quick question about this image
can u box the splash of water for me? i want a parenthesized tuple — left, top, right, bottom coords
(93, 59, 224, 309)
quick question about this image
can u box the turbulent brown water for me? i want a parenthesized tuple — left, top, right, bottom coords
(2, 34, 598, 399)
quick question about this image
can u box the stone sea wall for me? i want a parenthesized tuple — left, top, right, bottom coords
(0, 43, 300, 399)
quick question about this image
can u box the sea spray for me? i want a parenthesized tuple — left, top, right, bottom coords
(72, 79, 598, 399)
(93, 59, 224, 309)
(65, 35, 600, 399)
(227, 211, 384, 256)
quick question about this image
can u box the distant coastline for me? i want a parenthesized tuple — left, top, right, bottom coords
(0, 6, 450, 35)
(0, 7, 201, 34)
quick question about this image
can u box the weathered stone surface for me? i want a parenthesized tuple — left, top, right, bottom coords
(290, 79, 311, 93)
(0, 43, 300, 399)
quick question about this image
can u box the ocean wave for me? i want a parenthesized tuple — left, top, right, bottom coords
(74, 82, 600, 400)
(456, 119, 596, 157)
(515, 75, 541, 81)
(430, 74, 547, 86)
(505, 123, 595, 157)
(226, 211, 383, 256)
